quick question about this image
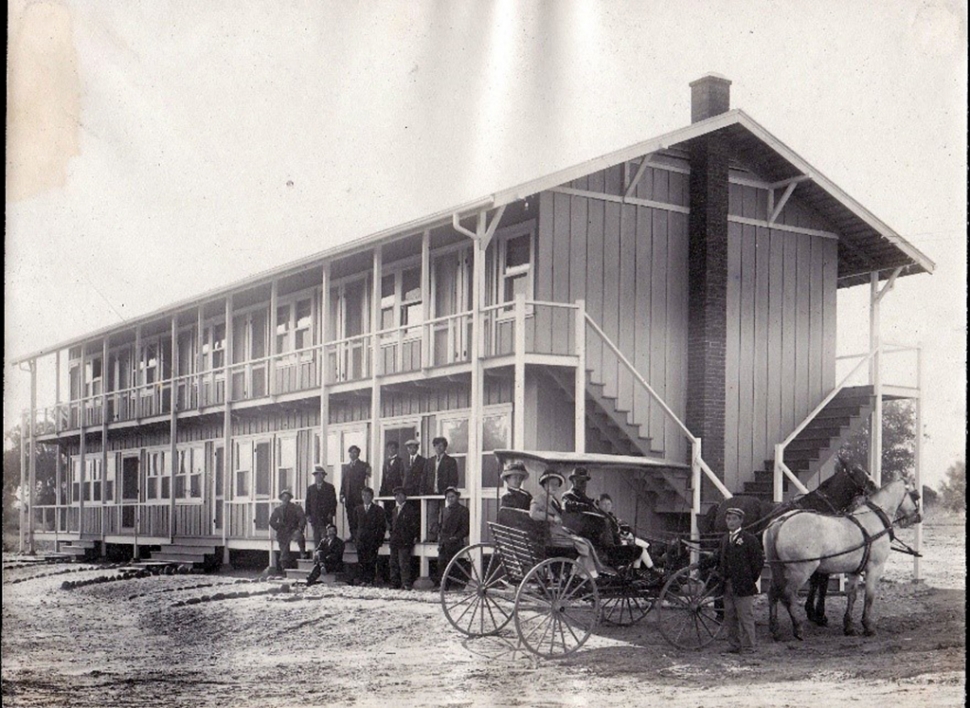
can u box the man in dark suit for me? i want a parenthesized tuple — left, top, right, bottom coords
(268, 490, 307, 574)
(401, 439, 425, 497)
(387, 487, 420, 590)
(436, 486, 470, 590)
(339, 445, 371, 542)
(378, 441, 404, 513)
(423, 436, 459, 494)
(719, 507, 765, 654)
(423, 436, 459, 542)
(305, 465, 338, 551)
(306, 523, 345, 586)
(353, 487, 386, 586)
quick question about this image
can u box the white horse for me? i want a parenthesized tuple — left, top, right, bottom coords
(763, 478, 921, 640)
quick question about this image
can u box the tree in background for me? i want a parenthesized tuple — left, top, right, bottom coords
(938, 460, 966, 513)
(3, 422, 59, 534)
(838, 400, 916, 483)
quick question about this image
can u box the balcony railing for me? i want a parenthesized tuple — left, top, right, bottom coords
(29, 300, 584, 432)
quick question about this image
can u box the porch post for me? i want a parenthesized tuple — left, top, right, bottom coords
(197, 306, 204, 409)
(319, 264, 330, 470)
(269, 279, 278, 397)
(222, 295, 233, 564)
(170, 315, 179, 543)
(421, 229, 431, 369)
(370, 247, 382, 477)
(574, 301, 586, 453)
(468, 211, 486, 548)
(101, 337, 109, 554)
(513, 293, 526, 449)
(913, 343, 923, 581)
(869, 273, 882, 485)
(28, 359, 37, 554)
(19, 408, 26, 553)
(55, 349, 61, 432)
(78, 344, 86, 537)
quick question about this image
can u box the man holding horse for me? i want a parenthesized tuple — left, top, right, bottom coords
(720, 507, 764, 654)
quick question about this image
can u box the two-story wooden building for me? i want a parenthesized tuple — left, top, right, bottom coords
(15, 76, 932, 573)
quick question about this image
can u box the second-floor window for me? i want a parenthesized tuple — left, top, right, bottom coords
(276, 297, 314, 353)
(202, 321, 227, 372)
(380, 266, 422, 333)
(497, 227, 534, 305)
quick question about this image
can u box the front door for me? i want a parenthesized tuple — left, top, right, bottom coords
(120, 455, 140, 530)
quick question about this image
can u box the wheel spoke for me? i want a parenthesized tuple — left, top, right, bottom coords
(695, 607, 719, 638)
(454, 594, 481, 626)
(561, 574, 590, 604)
(561, 613, 583, 645)
(520, 610, 553, 644)
(445, 593, 476, 613)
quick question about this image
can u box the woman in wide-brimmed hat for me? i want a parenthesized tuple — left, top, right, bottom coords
(529, 468, 601, 578)
(500, 462, 533, 511)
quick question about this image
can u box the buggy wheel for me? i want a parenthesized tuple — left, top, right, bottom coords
(440, 544, 514, 637)
(514, 557, 600, 658)
(657, 564, 724, 650)
(600, 575, 655, 626)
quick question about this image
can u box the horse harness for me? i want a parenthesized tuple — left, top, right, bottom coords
(843, 502, 895, 575)
(769, 501, 902, 573)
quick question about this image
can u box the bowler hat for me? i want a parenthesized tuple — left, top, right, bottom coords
(312, 466, 327, 477)
(279, 489, 293, 500)
(404, 439, 419, 447)
(348, 445, 361, 454)
(432, 436, 448, 447)
(443, 486, 460, 498)
(568, 467, 591, 481)
(538, 469, 565, 488)
(725, 507, 745, 519)
(501, 462, 530, 481)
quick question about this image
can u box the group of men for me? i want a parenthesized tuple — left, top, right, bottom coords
(269, 436, 469, 591)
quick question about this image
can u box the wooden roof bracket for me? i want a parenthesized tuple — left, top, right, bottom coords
(452, 203, 506, 251)
(873, 266, 904, 304)
(623, 152, 658, 201)
(767, 174, 811, 225)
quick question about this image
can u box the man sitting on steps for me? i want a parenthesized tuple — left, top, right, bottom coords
(306, 524, 345, 586)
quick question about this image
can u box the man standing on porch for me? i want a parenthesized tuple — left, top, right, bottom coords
(340, 445, 371, 541)
(306, 465, 337, 550)
(423, 437, 458, 542)
(378, 441, 404, 514)
(353, 487, 385, 586)
(387, 487, 419, 590)
(401, 439, 424, 497)
(268, 490, 306, 574)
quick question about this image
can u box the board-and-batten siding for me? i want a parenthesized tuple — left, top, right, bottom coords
(537, 160, 690, 462)
(724, 222, 837, 491)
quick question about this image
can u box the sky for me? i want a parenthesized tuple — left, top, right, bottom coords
(5, 0, 967, 489)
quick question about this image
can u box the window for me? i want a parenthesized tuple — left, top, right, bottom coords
(437, 416, 469, 489)
(175, 447, 204, 500)
(105, 455, 116, 502)
(380, 274, 396, 330)
(235, 440, 252, 498)
(70, 456, 80, 502)
(500, 231, 533, 304)
(190, 447, 203, 499)
(277, 436, 296, 498)
(85, 357, 103, 397)
(88, 458, 102, 502)
(146, 450, 167, 500)
(175, 449, 189, 499)
(203, 322, 227, 371)
(277, 297, 314, 354)
(482, 408, 512, 487)
(380, 266, 423, 332)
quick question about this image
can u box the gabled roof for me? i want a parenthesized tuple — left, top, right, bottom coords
(10, 109, 934, 365)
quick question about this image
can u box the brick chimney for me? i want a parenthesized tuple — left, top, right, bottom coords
(686, 75, 731, 489)
(690, 74, 732, 123)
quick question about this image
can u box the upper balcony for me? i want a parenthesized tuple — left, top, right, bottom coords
(31, 299, 580, 439)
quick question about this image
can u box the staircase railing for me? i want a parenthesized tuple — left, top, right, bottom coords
(773, 347, 879, 503)
(583, 314, 732, 549)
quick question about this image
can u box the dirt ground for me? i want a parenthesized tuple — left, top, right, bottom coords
(2, 515, 964, 708)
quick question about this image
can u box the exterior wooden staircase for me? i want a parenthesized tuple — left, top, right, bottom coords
(742, 385, 874, 502)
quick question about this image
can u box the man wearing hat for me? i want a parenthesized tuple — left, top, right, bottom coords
(500, 463, 533, 511)
(387, 486, 420, 590)
(423, 437, 458, 495)
(401, 439, 425, 497)
(378, 441, 404, 514)
(562, 467, 611, 548)
(435, 486, 469, 589)
(339, 445, 371, 542)
(306, 524, 345, 587)
(306, 465, 338, 551)
(268, 489, 307, 574)
(353, 487, 385, 586)
(719, 507, 764, 654)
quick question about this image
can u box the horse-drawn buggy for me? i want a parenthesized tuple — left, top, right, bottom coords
(438, 450, 727, 658)
(438, 449, 921, 658)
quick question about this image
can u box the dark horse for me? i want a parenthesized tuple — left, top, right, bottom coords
(700, 458, 877, 626)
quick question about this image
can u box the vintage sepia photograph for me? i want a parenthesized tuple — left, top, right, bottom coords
(5, 2, 966, 706)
